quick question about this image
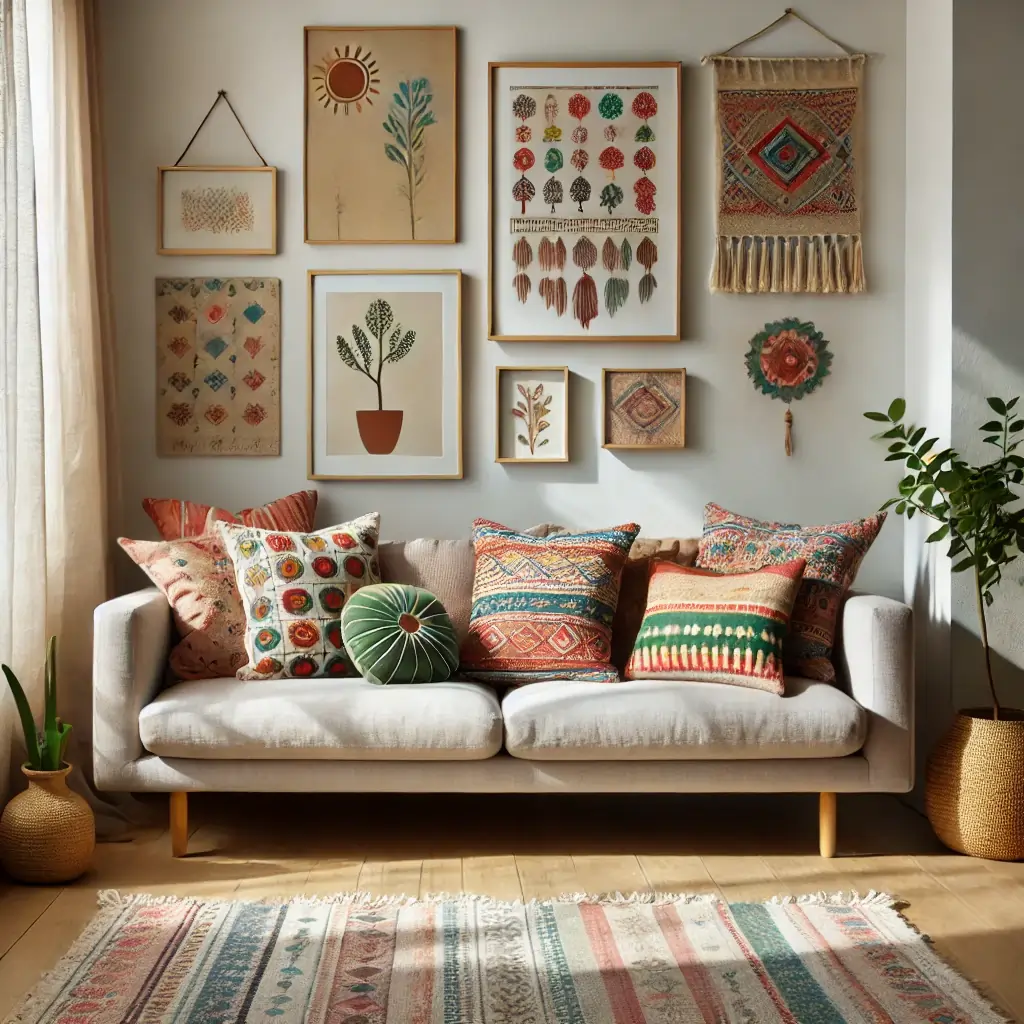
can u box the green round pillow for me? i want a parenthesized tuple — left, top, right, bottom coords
(340, 583, 459, 685)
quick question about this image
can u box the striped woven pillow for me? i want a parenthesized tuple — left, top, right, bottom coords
(625, 559, 806, 694)
(142, 489, 318, 541)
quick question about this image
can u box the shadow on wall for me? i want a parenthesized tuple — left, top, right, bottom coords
(951, 620, 1024, 716)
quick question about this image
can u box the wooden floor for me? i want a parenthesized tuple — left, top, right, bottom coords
(0, 792, 1022, 1019)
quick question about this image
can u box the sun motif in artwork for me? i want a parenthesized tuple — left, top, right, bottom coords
(312, 44, 381, 115)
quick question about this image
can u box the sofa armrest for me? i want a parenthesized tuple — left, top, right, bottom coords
(93, 588, 171, 789)
(838, 594, 914, 791)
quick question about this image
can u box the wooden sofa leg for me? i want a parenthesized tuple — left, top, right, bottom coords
(819, 792, 837, 858)
(170, 792, 188, 857)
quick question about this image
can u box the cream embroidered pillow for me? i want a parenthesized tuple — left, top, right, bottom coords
(218, 514, 381, 680)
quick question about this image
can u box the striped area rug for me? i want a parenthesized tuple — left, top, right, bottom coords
(6, 891, 1007, 1024)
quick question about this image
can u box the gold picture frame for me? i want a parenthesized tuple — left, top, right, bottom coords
(488, 61, 682, 341)
(304, 26, 458, 244)
(157, 165, 278, 255)
(307, 269, 463, 480)
(602, 367, 686, 449)
(495, 365, 570, 464)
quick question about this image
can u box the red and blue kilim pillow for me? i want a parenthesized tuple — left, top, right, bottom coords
(460, 519, 640, 685)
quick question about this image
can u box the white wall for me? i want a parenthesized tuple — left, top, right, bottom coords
(100, 0, 906, 601)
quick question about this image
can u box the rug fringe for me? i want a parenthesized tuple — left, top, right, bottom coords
(97, 888, 897, 911)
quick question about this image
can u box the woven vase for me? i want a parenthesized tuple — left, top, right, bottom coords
(0, 765, 95, 883)
(926, 708, 1024, 861)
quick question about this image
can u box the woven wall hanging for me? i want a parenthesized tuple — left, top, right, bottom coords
(704, 9, 866, 294)
(745, 317, 831, 455)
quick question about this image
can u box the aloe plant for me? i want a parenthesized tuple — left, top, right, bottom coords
(383, 78, 436, 240)
(2, 636, 71, 771)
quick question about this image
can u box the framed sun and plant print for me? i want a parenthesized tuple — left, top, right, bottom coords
(602, 367, 686, 450)
(304, 26, 457, 244)
(495, 366, 569, 464)
(157, 166, 277, 255)
(488, 62, 681, 341)
(308, 270, 462, 480)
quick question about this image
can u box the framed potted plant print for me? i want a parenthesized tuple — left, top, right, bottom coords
(602, 367, 686, 449)
(495, 366, 569, 463)
(304, 26, 457, 244)
(488, 61, 681, 341)
(157, 166, 277, 255)
(308, 270, 462, 480)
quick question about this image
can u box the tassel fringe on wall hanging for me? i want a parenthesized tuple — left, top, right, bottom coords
(704, 9, 867, 295)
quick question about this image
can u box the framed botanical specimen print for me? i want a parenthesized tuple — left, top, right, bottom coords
(304, 26, 457, 244)
(158, 166, 277, 255)
(308, 270, 462, 479)
(495, 366, 569, 463)
(488, 62, 681, 341)
(602, 368, 685, 449)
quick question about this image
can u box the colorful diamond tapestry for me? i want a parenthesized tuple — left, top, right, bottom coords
(605, 369, 684, 447)
(156, 277, 280, 455)
(708, 56, 866, 294)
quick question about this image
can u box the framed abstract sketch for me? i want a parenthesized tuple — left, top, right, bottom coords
(308, 270, 462, 479)
(495, 366, 569, 464)
(157, 166, 277, 255)
(488, 62, 681, 341)
(304, 26, 457, 244)
(602, 368, 685, 449)
(156, 277, 280, 455)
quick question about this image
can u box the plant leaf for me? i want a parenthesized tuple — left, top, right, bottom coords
(926, 524, 950, 543)
(2, 665, 40, 769)
(887, 398, 906, 421)
(864, 411, 890, 422)
(987, 397, 1007, 415)
(351, 324, 373, 371)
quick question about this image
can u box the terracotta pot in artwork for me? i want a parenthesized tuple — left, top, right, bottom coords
(0, 764, 95, 883)
(356, 409, 404, 455)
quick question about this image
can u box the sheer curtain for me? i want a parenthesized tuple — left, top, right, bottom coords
(0, 0, 119, 806)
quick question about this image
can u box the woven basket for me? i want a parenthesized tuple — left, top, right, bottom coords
(0, 764, 95, 883)
(926, 708, 1024, 861)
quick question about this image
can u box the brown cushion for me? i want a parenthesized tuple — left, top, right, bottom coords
(629, 536, 698, 564)
(610, 541, 681, 674)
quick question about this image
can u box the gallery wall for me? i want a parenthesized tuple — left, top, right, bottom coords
(99, 0, 907, 600)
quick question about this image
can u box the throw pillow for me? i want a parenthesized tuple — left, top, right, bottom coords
(629, 536, 699, 564)
(142, 489, 318, 541)
(118, 533, 247, 680)
(697, 503, 886, 681)
(341, 583, 459, 685)
(218, 513, 381, 680)
(610, 541, 681, 674)
(625, 559, 807, 694)
(460, 519, 640, 684)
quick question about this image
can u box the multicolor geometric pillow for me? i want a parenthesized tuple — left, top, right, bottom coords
(118, 533, 248, 680)
(460, 519, 640, 684)
(142, 489, 318, 541)
(341, 584, 459, 685)
(218, 514, 380, 680)
(625, 559, 807, 694)
(697, 503, 886, 682)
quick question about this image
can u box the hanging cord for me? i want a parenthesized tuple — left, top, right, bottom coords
(174, 90, 268, 167)
(701, 7, 862, 63)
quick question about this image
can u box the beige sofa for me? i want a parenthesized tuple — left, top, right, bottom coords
(93, 535, 913, 859)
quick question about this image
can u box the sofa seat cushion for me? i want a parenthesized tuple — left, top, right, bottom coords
(501, 677, 867, 760)
(139, 677, 502, 760)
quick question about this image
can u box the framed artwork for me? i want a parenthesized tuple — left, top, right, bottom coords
(495, 366, 569, 463)
(602, 368, 685, 450)
(304, 26, 457, 244)
(308, 270, 462, 480)
(488, 62, 682, 341)
(157, 166, 277, 255)
(156, 277, 280, 456)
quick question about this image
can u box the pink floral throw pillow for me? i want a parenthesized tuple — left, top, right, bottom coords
(118, 533, 248, 680)
(697, 503, 885, 682)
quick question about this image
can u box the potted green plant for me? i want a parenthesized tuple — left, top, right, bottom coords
(865, 397, 1024, 860)
(0, 637, 95, 882)
(336, 298, 417, 455)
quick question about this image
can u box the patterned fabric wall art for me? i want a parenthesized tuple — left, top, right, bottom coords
(461, 519, 639, 685)
(489, 63, 681, 340)
(707, 55, 866, 294)
(156, 278, 280, 456)
(745, 317, 831, 455)
(625, 558, 807, 694)
(603, 368, 685, 448)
